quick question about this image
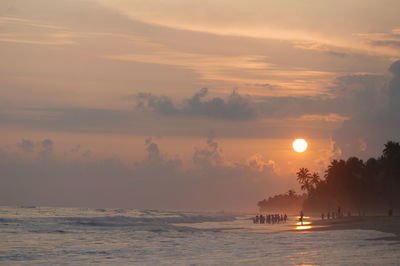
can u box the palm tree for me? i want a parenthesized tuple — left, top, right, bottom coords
(310, 172, 321, 188)
(297, 168, 312, 192)
(383, 141, 400, 160)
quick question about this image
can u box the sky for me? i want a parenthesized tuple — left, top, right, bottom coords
(0, 0, 400, 211)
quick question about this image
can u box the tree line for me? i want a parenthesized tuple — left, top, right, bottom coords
(297, 141, 400, 213)
(257, 189, 306, 213)
(258, 141, 400, 213)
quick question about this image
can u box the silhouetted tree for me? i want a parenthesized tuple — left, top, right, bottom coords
(259, 140, 400, 213)
(295, 141, 400, 213)
(296, 168, 312, 192)
(382, 141, 400, 160)
(257, 189, 305, 213)
(310, 172, 321, 188)
(287, 189, 297, 199)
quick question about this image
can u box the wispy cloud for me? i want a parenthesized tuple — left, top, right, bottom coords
(97, 0, 400, 58)
(0, 16, 69, 30)
(298, 113, 349, 123)
(0, 33, 77, 45)
(105, 51, 272, 82)
(0, 16, 77, 45)
(356, 29, 400, 54)
(106, 50, 335, 96)
(293, 41, 349, 57)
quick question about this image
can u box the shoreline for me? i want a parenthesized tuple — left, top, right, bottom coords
(307, 216, 400, 241)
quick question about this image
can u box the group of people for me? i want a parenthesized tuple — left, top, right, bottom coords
(252, 213, 288, 224)
(321, 207, 346, 220)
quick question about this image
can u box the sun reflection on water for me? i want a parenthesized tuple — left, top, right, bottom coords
(295, 217, 313, 230)
(296, 221, 311, 225)
(296, 225, 312, 230)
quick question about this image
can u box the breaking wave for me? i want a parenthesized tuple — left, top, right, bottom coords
(63, 212, 237, 232)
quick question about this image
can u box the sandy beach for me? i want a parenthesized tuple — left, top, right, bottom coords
(309, 216, 400, 241)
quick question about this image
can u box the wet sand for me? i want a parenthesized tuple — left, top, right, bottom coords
(309, 216, 400, 241)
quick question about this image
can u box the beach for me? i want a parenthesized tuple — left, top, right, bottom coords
(1, 206, 400, 265)
(310, 216, 400, 241)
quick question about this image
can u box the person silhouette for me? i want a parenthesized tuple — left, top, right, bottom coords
(300, 210, 304, 225)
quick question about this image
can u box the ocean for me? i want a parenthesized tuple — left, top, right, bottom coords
(0, 206, 399, 265)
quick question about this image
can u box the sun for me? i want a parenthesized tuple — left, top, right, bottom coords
(292, 139, 308, 153)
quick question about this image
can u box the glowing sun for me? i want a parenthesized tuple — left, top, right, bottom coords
(292, 139, 308, 153)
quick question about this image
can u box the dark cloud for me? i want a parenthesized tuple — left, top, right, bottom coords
(330, 74, 386, 96)
(333, 60, 400, 158)
(0, 91, 359, 140)
(0, 75, 394, 141)
(136, 88, 257, 120)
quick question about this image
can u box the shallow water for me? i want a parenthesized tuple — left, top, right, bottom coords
(0, 206, 399, 265)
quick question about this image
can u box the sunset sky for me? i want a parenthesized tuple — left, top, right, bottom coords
(1, 0, 400, 211)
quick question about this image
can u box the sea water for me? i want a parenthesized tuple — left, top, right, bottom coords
(0, 206, 399, 265)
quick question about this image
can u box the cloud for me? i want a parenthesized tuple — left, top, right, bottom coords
(0, 85, 370, 140)
(333, 60, 400, 158)
(298, 114, 349, 123)
(97, 0, 400, 58)
(138, 136, 182, 170)
(41, 139, 53, 150)
(356, 30, 400, 55)
(311, 137, 342, 171)
(0, 16, 77, 45)
(193, 132, 227, 167)
(17, 139, 35, 152)
(329, 74, 386, 97)
(17, 138, 53, 156)
(2, 74, 393, 141)
(246, 154, 279, 174)
(293, 41, 349, 57)
(136, 88, 257, 120)
(39, 138, 53, 157)
(192, 133, 278, 176)
(105, 51, 275, 88)
(0, 135, 287, 210)
(369, 40, 400, 49)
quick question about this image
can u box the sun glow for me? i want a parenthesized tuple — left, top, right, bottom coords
(292, 139, 308, 152)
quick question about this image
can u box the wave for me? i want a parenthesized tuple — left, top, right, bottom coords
(62, 212, 237, 232)
(0, 207, 239, 234)
(0, 218, 19, 224)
